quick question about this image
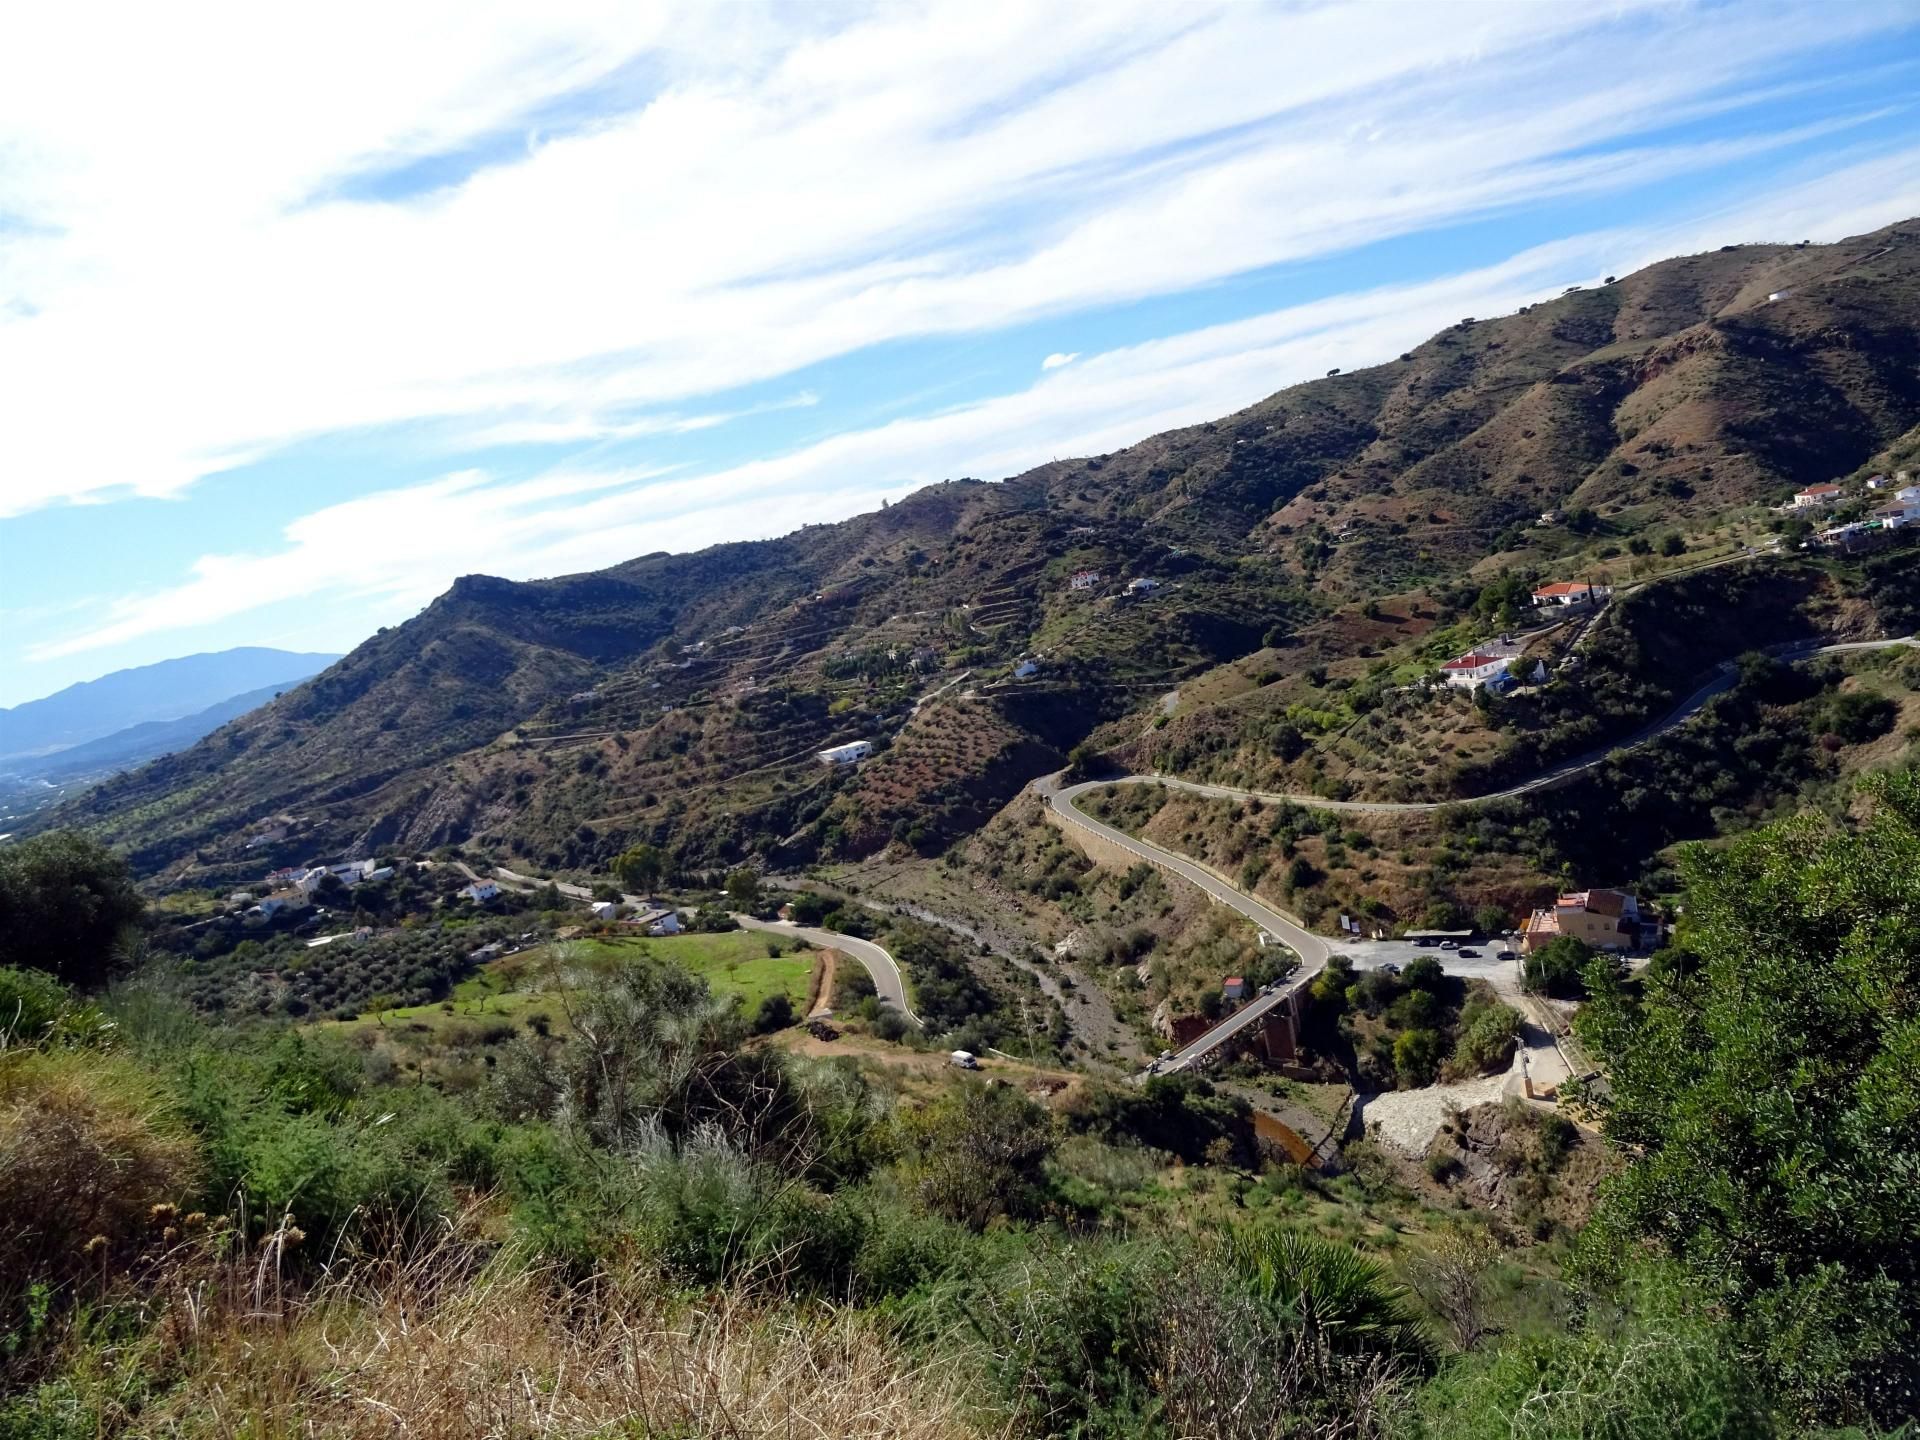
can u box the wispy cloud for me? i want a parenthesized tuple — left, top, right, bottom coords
(30, 135, 1920, 668)
(1042, 352, 1079, 371)
(2, 0, 1911, 519)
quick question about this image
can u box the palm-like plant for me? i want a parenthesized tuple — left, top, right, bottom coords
(1216, 1229, 1436, 1369)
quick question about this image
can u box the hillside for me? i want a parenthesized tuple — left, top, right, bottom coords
(37, 219, 1920, 884)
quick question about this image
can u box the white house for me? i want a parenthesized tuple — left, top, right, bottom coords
(634, 906, 682, 936)
(296, 867, 333, 898)
(1875, 501, 1920, 528)
(1865, 474, 1891, 491)
(1127, 576, 1160, 596)
(1531, 581, 1610, 607)
(816, 739, 873, 766)
(460, 879, 502, 903)
(1069, 569, 1101, 592)
(1793, 482, 1844, 508)
(591, 900, 619, 921)
(1441, 651, 1512, 689)
(1897, 485, 1920, 505)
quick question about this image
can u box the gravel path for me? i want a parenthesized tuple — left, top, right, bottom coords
(1359, 1073, 1509, 1156)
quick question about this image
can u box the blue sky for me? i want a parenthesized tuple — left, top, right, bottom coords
(2, 0, 1918, 706)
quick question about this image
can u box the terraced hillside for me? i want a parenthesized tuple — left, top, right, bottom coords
(39, 220, 1920, 886)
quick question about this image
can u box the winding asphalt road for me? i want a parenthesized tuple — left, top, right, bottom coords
(1037, 774, 1328, 1074)
(1042, 632, 1912, 1073)
(1083, 635, 1917, 817)
(732, 913, 920, 1028)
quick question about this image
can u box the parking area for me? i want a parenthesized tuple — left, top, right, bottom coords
(1329, 936, 1526, 994)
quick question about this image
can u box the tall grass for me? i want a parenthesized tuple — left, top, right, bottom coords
(7, 1211, 996, 1440)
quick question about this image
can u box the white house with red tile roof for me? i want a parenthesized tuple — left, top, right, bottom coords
(1792, 482, 1844, 508)
(1531, 580, 1610, 607)
(1440, 651, 1512, 689)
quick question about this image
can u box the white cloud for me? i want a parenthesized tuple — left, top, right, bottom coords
(0, 230, 1698, 662)
(2, 0, 1910, 518)
(28, 137, 1920, 668)
(1042, 353, 1079, 371)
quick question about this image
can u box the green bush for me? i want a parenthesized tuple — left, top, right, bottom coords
(1393, 1029, 1444, 1087)
(0, 833, 145, 990)
(0, 967, 69, 1046)
(1406, 1277, 1766, 1440)
(1522, 936, 1592, 998)
(1450, 995, 1522, 1075)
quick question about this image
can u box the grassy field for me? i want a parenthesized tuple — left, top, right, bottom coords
(329, 929, 820, 1035)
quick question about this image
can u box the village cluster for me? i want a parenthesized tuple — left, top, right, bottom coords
(1790, 470, 1920, 549)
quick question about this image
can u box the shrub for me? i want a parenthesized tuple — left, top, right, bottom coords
(964, 1239, 1168, 1437)
(898, 1080, 1051, 1230)
(1450, 996, 1523, 1075)
(0, 1050, 200, 1296)
(1407, 1275, 1766, 1439)
(753, 993, 796, 1034)
(0, 966, 69, 1046)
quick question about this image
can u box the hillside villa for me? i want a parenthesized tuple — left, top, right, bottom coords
(1440, 650, 1513, 689)
(1792, 482, 1844, 508)
(1069, 569, 1102, 591)
(1531, 580, 1610, 607)
(816, 739, 873, 766)
(1440, 635, 1525, 690)
(1520, 888, 1644, 954)
(460, 879, 502, 903)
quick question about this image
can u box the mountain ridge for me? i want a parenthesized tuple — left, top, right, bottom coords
(0, 647, 339, 761)
(35, 219, 1920, 881)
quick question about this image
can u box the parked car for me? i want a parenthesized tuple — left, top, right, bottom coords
(1440, 940, 1459, 951)
(1458, 948, 1479, 958)
(949, 1050, 980, 1070)
(1380, 963, 1401, 975)
(1497, 949, 1518, 961)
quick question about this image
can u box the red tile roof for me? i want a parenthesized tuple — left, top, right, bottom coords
(1533, 581, 1597, 597)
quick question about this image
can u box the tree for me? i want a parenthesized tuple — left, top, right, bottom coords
(613, 843, 665, 894)
(1473, 903, 1509, 937)
(723, 868, 761, 909)
(1523, 935, 1593, 998)
(1575, 771, 1920, 1424)
(0, 831, 145, 989)
(1401, 955, 1445, 993)
(1394, 1028, 1444, 1086)
(1659, 532, 1686, 557)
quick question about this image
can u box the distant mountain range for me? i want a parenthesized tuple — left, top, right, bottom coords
(0, 648, 339, 764)
(31, 220, 1920, 879)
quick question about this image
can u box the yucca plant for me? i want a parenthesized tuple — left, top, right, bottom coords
(1215, 1229, 1435, 1370)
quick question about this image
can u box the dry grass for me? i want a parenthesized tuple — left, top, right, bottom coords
(0, 1048, 201, 1285)
(67, 1218, 994, 1440)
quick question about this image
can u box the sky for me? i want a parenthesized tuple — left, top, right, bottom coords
(2, 1, 1918, 707)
